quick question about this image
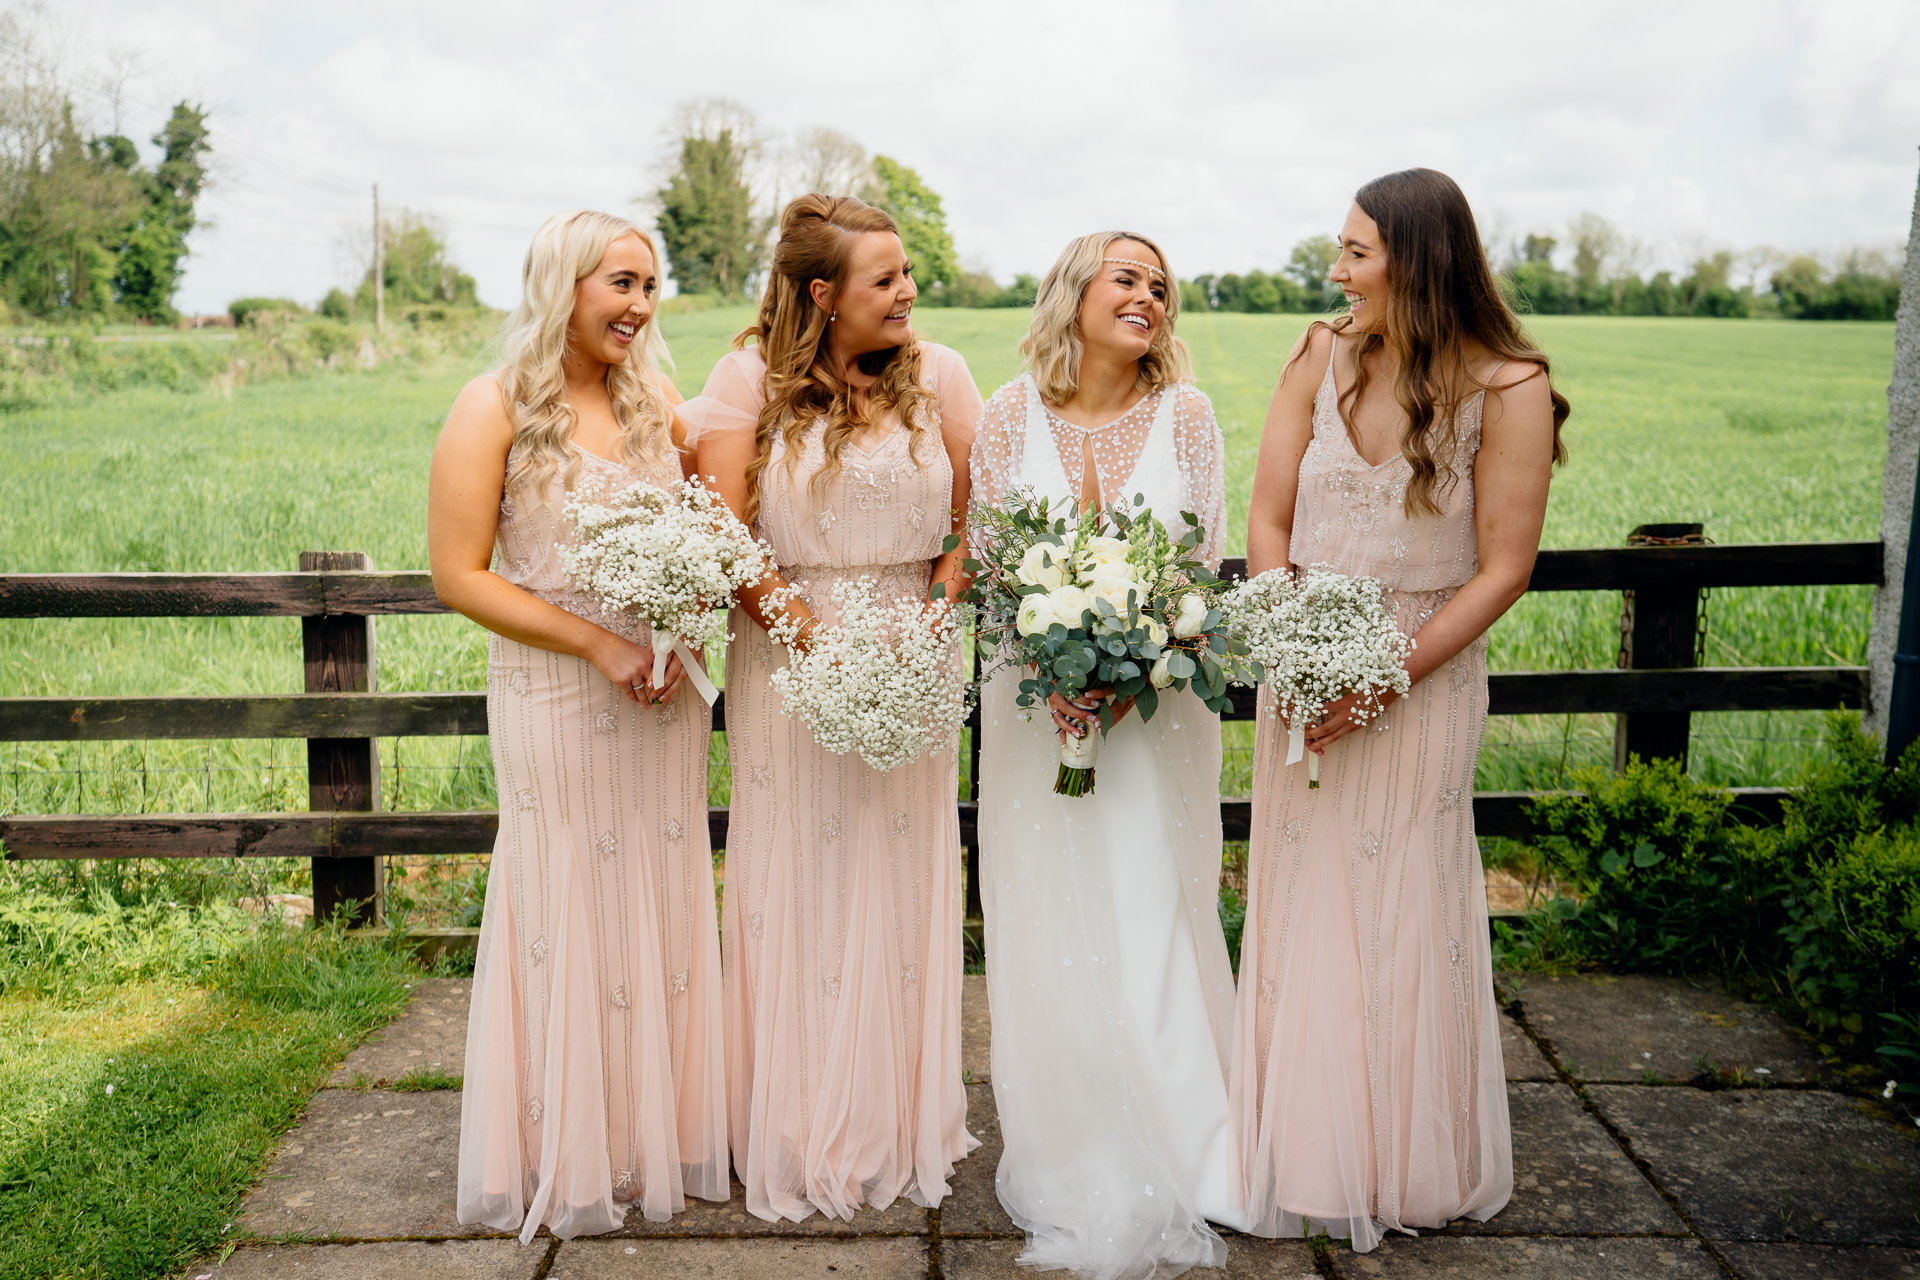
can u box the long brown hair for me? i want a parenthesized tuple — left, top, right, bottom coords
(733, 193, 937, 525)
(1298, 167, 1569, 516)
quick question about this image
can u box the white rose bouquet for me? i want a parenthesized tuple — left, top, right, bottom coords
(958, 488, 1252, 796)
(1223, 565, 1415, 787)
(766, 577, 971, 772)
(559, 477, 776, 705)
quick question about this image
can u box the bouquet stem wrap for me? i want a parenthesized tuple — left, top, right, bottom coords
(1056, 727, 1101, 797)
(1282, 722, 1322, 788)
(652, 634, 719, 707)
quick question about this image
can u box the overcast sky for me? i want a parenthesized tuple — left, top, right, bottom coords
(45, 0, 1920, 313)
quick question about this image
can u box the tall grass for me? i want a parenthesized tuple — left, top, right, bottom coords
(0, 310, 1891, 839)
(0, 856, 418, 1278)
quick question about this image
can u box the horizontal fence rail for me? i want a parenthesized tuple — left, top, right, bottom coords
(1, 663, 1866, 745)
(0, 539, 1883, 913)
(0, 542, 1884, 619)
(0, 788, 1797, 861)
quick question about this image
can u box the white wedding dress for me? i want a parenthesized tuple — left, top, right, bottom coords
(971, 374, 1246, 1280)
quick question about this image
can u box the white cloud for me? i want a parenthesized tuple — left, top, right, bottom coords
(49, 0, 1920, 313)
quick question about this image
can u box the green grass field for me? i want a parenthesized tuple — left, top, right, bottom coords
(0, 308, 1891, 828)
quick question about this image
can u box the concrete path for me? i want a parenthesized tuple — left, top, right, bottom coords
(185, 972, 1920, 1278)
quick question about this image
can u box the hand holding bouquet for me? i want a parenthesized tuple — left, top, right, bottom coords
(560, 477, 776, 705)
(959, 489, 1251, 796)
(1224, 565, 1414, 787)
(767, 578, 971, 772)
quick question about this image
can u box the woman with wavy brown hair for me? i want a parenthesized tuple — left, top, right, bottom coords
(680, 193, 982, 1223)
(1234, 168, 1567, 1251)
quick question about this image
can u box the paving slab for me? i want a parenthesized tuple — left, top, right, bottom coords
(1497, 1010, 1557, 1082)
(962, 973, 991, 1084)
(1717, 1241, 1920, 1278)
(1506, 973, 1828, 1084)
(327, 977, 471, 1086)
(1438, 1082, 1681, 1236)
(940, 1235, 1317, 1278)
(1591, 1084, 1920, 1244)
(190, 1239, 540, 1279)
(237, 1087, 480, 1239)
(548, 1236, 926, 1278)
(939, 1081, 1020, 1237)
(1327, 1235, 1721, 1277)
(611, 1175, 927, 1237)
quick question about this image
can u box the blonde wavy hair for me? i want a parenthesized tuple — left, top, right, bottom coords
(1021, 231, 1192, 404)
(496, 210, 675, 507)
(734, 193, 937, 526)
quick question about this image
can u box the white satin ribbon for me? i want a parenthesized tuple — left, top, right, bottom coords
(1286, 722, 1306, 767)
(651, 634, 720, 707)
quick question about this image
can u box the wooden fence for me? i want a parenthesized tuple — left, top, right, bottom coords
(0, 539, 1880, 922)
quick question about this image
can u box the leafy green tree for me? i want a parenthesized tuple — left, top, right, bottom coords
(3, 103, 138, 317)
(1284, 235, 1339, 310)
(111, 103, 212, 322)
(655, 129, 763, 301)
(868, 155, 957, 295)
(352, 211, 479, 313)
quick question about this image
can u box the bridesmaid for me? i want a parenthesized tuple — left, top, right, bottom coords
(431, 210, 728, 1241)
(682, 193, 982, 1223)
(1232, 169, 1566, 1251)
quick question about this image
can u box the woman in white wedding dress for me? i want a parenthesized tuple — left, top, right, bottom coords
(971, 232, 1246, 1280)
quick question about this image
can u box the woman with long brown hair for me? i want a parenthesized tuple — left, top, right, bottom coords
(1233, 168, 1566, 1250)
(681, 193, 982, 1222)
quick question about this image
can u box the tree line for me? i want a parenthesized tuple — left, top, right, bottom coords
(648, 100, 1035, 309)
(0, 13, 210, 323)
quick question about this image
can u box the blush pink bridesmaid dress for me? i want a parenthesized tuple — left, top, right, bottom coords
(1231, 338, 1513, 1253)
(457, 430, 729, 1242)
(681, 341, 983, 1223)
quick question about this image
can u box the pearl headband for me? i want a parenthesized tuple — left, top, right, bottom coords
(1102, 256, 1166, 282)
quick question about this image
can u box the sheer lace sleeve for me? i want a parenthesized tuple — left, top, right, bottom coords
(1172, 382, 1227, 571)
(676, 348, 767, 447)
(922, 342, 983, 450)
(966, 379, 1028, 559)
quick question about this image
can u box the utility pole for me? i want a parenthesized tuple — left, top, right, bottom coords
(373, 183, 385, 335)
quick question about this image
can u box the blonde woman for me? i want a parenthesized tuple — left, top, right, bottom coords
(430, 210, 727, 1241)
(681, 194, 982, 1223)
(970, 232, 1245, 1278)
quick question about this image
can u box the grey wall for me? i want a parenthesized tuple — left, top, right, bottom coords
(1867, 154, 1920, 744)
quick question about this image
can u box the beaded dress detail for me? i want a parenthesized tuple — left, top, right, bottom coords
(459, 437, 728, 1241)
(1230, 342, 1512, 1252)
(678, 342, 983, 1223)
(970, 375, 1245, 1279)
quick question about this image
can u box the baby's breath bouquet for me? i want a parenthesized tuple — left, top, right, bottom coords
(766, 577, 972, 772)
(1224, 565, 1415, 787)
(958, 488, 1250, 796)
(559, 477, 775, 705)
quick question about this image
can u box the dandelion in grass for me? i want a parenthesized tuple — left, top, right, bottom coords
(1225, 565, 1413, 787)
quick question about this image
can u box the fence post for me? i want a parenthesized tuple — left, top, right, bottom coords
(1613, 523, 1704, 772)
(302, 550, 380, 924)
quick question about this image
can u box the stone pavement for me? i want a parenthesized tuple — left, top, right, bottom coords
(186, 972, 1920, 1279)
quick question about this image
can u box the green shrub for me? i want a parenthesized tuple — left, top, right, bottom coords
(318, 287, 354, 320)
(228, 296, 308, 326)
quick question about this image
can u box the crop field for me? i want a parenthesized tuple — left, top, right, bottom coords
(0, 309, 1891, 854)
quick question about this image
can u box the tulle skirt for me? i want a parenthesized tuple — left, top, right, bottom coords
(979, 670, 1245, 1280)
(458, 637, 728, 1242)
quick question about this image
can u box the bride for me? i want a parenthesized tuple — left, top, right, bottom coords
(971, 231, 1246, 1279)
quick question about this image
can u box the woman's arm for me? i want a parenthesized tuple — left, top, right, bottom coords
(694, 424, 821, 649)
(1245, 327, 1329, 577)
(427, 376, 682, 703)
(1302, 362, 1557, 754)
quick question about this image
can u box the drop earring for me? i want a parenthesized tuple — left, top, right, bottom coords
(830, 311, 837, 322)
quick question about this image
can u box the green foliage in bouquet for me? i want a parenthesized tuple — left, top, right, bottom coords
(949, 489, 1253, 736)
